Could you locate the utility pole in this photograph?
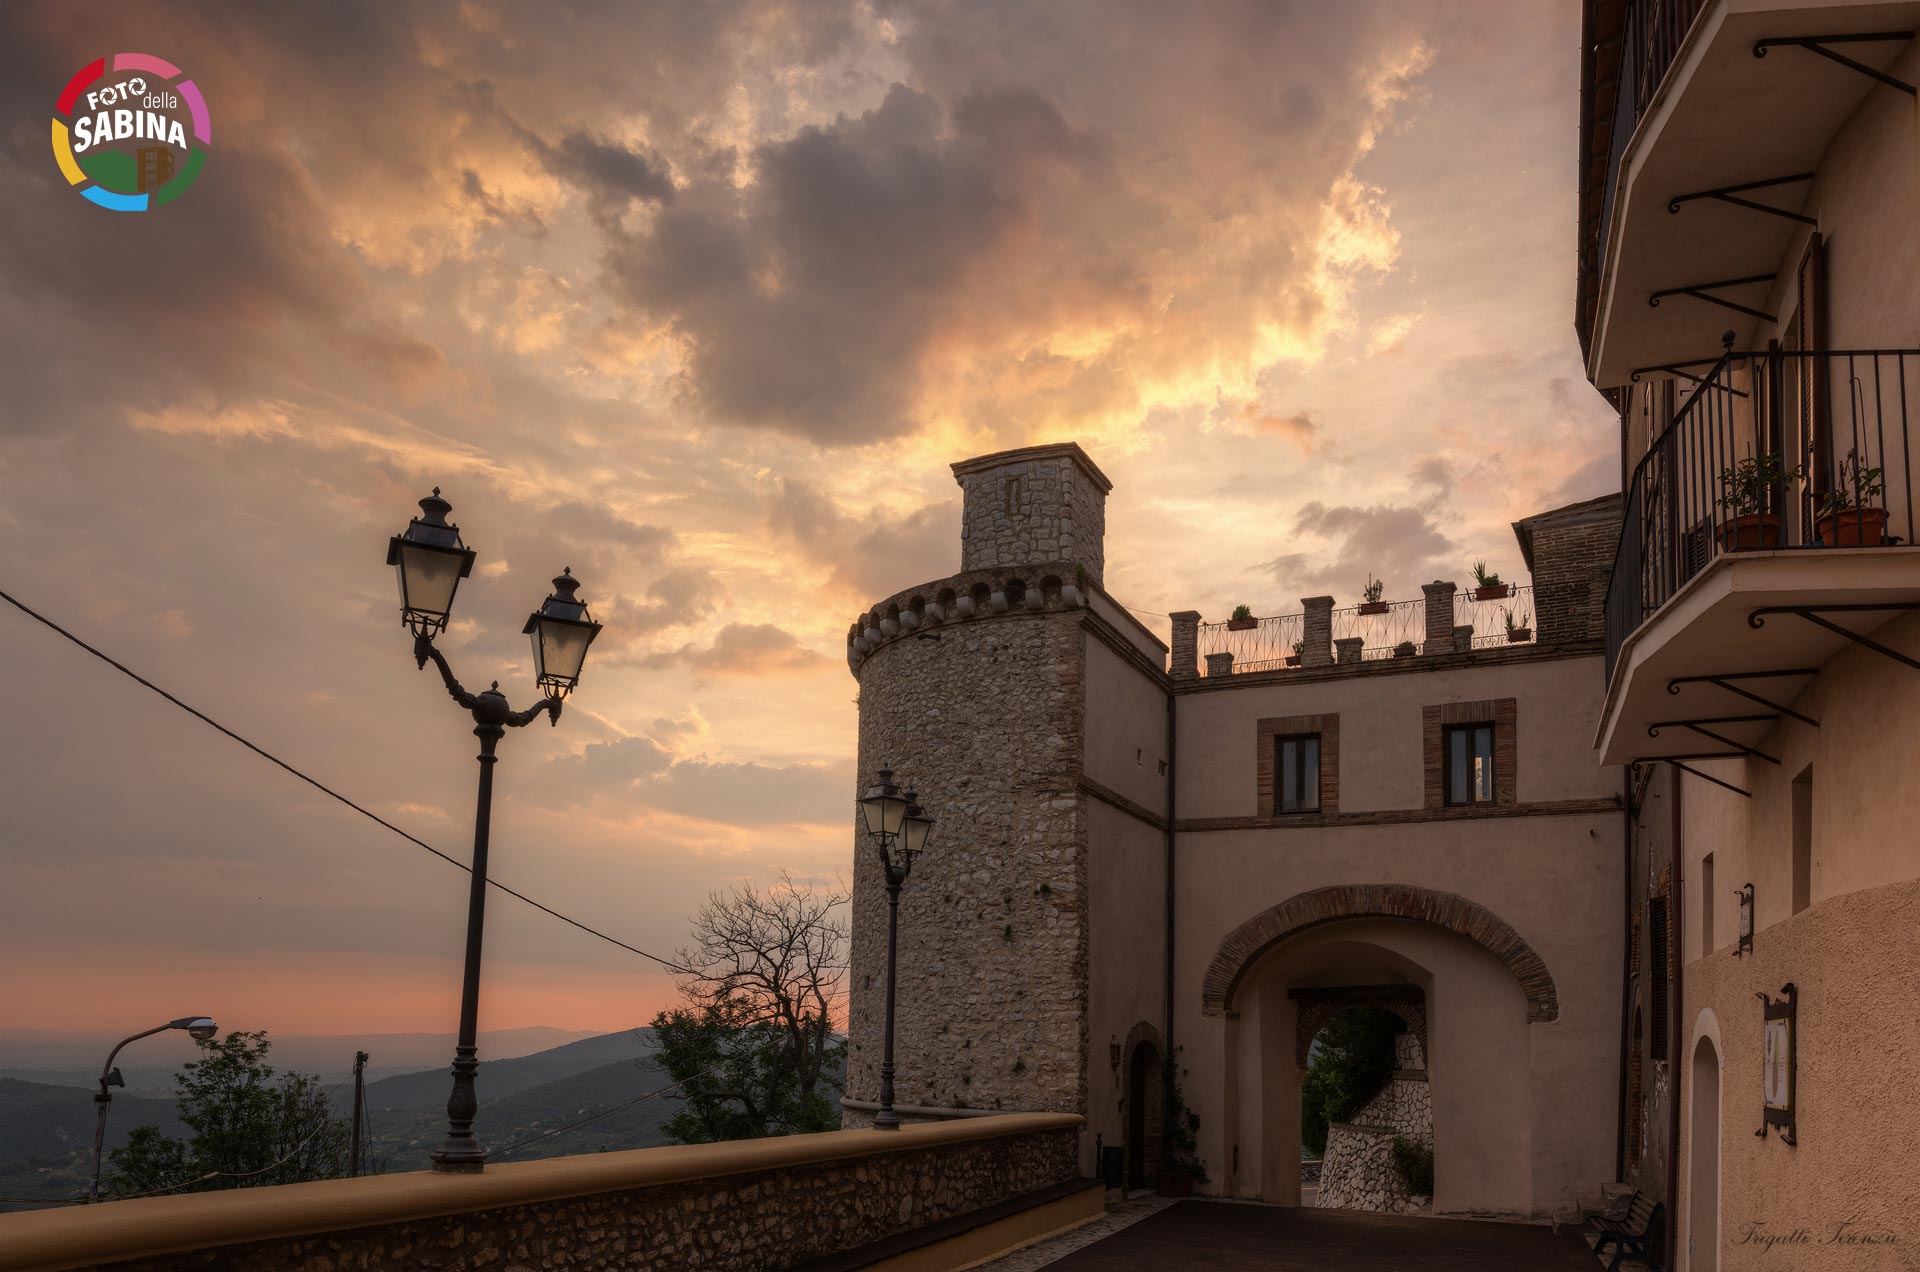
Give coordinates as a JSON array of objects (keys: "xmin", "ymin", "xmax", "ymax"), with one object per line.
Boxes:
[{"xmin": 349, "ymin": 1051, "xmax": 369, "ymax": 1177}]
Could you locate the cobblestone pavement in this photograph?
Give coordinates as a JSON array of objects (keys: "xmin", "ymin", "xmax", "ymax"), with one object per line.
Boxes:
[{"xmin": 976, "ymin": 1199, "xmax": 1601, "ymax": 1270}]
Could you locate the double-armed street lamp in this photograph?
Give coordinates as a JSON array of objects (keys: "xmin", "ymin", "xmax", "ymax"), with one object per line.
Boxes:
[
  {"xmin": 90, "ymin": 1016, "xmax": 217, "ymax": 1202},
  {"xmin": 386, "ymin": 488, "xmax": 604, "ymax": 1173},
  {"xmin": 857, "ymin": 768, "xmax": 934, "ymax": 1130}
]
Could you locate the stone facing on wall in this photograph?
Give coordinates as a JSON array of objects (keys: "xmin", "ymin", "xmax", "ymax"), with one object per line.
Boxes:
[
  {"xmin": 952, "ymin": 444, "xmax": 1112, "ymax": 589},
  {"xmin": 849, "ymin": 607, "xmax": 1089, "ymax": 1121},
  {"xmin": 73, "ymin": 1127, "xmax": 1081, "ymax": 1272},
  {"xmin": 1315, "ymin": 1123, "xmax": 1430, "ymax": 1214}
]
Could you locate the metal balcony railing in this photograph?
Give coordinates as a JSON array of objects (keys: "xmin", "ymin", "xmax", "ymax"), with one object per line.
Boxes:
[
  {"xmin": 1604, "ymin": 348, "xmax": 1920, "ymax": 679},
  {"xmin": 1197, "ymin": 587, "xmax": 1537, "ymax": 676}
]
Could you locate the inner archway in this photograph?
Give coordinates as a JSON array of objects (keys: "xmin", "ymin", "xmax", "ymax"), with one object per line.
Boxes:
[
  {"xmin": 1224, "ymin": 918, "xmax": 1535, "ymax": 1215},
  {"xmin": 1690, "ymin": 1034, "xmax": 1722, "ymax": 1272},
  {"xmin": 1299, "ymin": 1000, "xmax": 1429, "ymax": 1212}
]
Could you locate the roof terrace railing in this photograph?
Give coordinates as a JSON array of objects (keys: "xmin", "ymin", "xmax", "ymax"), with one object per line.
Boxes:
[{"xmin": 1197, "ymin": 586, "xmax": 1537, "ymax": 677}]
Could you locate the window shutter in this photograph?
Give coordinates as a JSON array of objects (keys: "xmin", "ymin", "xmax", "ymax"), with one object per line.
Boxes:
[{"xmin": 1648, "ymin": 896, "xmax": 1671, "ymax": 1059}]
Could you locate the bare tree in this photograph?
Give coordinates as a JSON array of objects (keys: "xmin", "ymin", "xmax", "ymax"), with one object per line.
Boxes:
[{"xmin": 654, "ymin": 873, "xmax": 849, "ymax": 1139}]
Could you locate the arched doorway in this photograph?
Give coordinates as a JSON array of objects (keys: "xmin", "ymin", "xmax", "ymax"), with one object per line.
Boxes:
[
  {"xmin": 1120, "ymin": 1023, "xmax": 1164, "ymax": 1191},
  {"xmin": 1299, "ymin": 1000, "xmax": 1429, "ymax": 1212},
  {"xmin": 1690, "ymin": 1034, "xmax": 1722, "ymax": 1272}
]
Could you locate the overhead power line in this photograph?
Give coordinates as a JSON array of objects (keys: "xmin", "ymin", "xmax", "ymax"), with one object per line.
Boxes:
[{"xmin": 0, "ymin": 586, "xmax": 693, "ymax": 976}]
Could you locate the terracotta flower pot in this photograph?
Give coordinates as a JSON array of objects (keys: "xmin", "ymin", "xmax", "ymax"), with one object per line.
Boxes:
[
  {"xmin": 1470, "ymin": 584, "xmax": 1509, "ymax": 602},
  {"xmin": 1816, "ymin": 506, "xmax": 1888, "ymax": 546},
  {"xmin": 1156, "ymin": 1175, "xmax": 1194, "ymax": 1198},
  {"xmin": 1507, "ymin": 628, "xmax": 1532, "ymax": 643},
  {"xmin": 1226, "ymin": 617, "xmax": 1258, "ymax": 631},
  {"xmin": 1357, "ymin": 601, "xmax": 1389, "ymax": 615},
  {"xmin": 1719, "ymin": 512, "xmax": 1784, "ymax": 551}
]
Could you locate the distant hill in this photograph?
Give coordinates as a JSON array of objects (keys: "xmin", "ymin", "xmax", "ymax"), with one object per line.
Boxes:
[
  {"xmin": 0, "ymin": 1025, "xmax": 603, "ymax": 1085},
  {"xmin": 369, "ymin": 1054, "xmax": 683, "ymax": 1171},
  {"xmin": 351, "ymin": 1027, "xmax": 656, "ymax": 1114},
  {"xmin": 0, "ymin": 1029, "xmax": 680, "ymax": 1206},
  {"xmin": 0, "ymin": 1078, "xmax": 187, "ymax": 1212}
]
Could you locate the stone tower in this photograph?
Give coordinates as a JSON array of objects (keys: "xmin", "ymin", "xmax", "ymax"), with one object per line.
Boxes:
[{"xmin": 844, "ymin": 443, "xmax": 1112, "ymax": 1125}]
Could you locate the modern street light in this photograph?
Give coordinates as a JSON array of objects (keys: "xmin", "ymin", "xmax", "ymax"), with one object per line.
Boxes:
[
  {"xmin": 386, "ymin": 488, "xmax": 603, "ymax": 1173},
  {"xmin": 90, "ymin": 1016, "xmax": 217, "ymax": 1203},
  {"xmin": 857, "ymin": 768, "xmax": 934, "ymax": 1130}
]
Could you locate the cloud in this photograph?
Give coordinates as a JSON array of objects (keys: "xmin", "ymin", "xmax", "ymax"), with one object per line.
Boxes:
[
  {"xmin": 1262, "ymin": 500, "xmax": 1457, "ymax": 597},
  {"xmin": 644, "ymin": 622, "xmax": 828, "ymax": 677}
]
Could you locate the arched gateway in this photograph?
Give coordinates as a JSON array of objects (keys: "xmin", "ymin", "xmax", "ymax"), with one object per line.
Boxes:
[{"xmin": 1201, "ymin": 883, "xmax": 1560, "ymax": 1023}]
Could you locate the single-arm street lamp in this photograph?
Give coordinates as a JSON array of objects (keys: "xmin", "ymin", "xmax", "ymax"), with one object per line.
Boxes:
[
  {"xmin": 857, "ymin": 768, "xmax": 933, "ymax": 1130},
  {"xmin": 90, "ymin": 1016, "xmax": 217, "ymax": 1202},
  {"xmin": 387, "ymin": 489, "xmax": 603, "ymax": 1173}
]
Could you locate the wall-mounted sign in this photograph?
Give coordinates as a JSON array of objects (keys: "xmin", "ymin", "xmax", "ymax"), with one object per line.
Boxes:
[
  {"xmin": 1735, "ymin": 883, "xmax": 1754, "ymax": 957},
  {"xmin": 1756, "ymin": 982, "xmax": 1797, "ymax": 1144}
]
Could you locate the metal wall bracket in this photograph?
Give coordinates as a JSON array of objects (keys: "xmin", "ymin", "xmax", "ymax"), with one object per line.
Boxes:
[
  {"xmin": 1669, "ymin": 173, "xmax": 1815, "ymax": 225},
  {"xmin": 1647, "ymin": 715, "xmax": 1782, "ymax": 764},
  {"xmin": 1668, "ymin": 759, "xmax": 1753, "ymax": 798},
  {"xmin": 1667, "ymin": 670, "xmax": 1820, "ymax": 727},
  {"xmin": 1748, "ymin": 604, "xmax": 1920, "ymax": 671},
  {"xmin": 1648, "ymin": 275, "xmax": 1778, "ymax": 322},
  {"xmin": 1754, "ymin": 33, "xmax": 1917, "ymax": 97},
  {"xmin": 1628, "ymin": 355, "xmax": 1751, "ymax": 397}
]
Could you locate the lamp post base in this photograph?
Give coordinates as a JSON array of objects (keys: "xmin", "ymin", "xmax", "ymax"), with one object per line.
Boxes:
[
  {"xmin": 430, "ymin": 1152, "xmax": 487, "ymax": 1174},
  {"xmin": 872, "ymin": 1106, "xmax": 902, "ymax": 1131}
]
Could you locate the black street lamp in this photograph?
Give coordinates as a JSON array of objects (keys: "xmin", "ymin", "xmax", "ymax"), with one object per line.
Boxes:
[
  {"xmin": 857, "ymin": 768, "xmax": 933, "ymax": 1130},
  {"xmin": 90, "ymin": 1016, "xmax": 217, "ymax": 1203},
  {"xmin": 386, "ymin": 489, "xmax": 603, "ymax": 1173}
]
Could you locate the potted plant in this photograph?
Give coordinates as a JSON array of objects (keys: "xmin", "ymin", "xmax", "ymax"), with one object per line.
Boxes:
[
  {"xmin": 1469, "ymin": 561, "xmax": 1508, "ymax": 602},
  {"xmin": 1505, "ymin": 607, "xmax": 1532, "ymax": 643},
  {"xmin": 1393, "ymin": 640, "xmax": 1416, "ymax": 658},
  {"xmin": 1815, "ymin": 449, "xmax": 1888, "ymax": 546},
  {"xmin": 1226, "ymin": 603, "xmax": 1258, "ymax": 631},
  {"xmin": 1285, "ymin": 639, "xmax": 1304, "ymax": 667},
  {"xmin": 1715, "ymin": 453, "xmax": 1798, "ymax": 549},
  {"xmin": 1358, "ymin": 574, "xmax": 1388, "ymax": 615}
]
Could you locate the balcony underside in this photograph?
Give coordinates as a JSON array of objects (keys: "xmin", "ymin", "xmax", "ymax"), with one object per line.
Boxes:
[
  {"xmin": 1598, "ymin": 546, "xmax": 1920, "ymax": 765},
  {"xmin": 1590, "ymin": 0, "xmax": 1920, "ymax": 388}
]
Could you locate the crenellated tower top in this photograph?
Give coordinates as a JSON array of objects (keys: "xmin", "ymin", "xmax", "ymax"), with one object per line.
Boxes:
[{"xmin": 951, "ymin": 442, "xmax": 1112, "ymax": 588}]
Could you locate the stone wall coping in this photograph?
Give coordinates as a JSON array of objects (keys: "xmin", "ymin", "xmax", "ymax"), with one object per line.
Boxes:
[{"xmin": 0, "ymin": 1114, "xmax": 1084, "ymax": 1272}]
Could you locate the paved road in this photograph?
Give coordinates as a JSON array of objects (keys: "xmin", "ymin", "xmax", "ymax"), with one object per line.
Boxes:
[{"xmin": 1032, "ymin": 1201, "xmax": 1599, "ymax": 1270}]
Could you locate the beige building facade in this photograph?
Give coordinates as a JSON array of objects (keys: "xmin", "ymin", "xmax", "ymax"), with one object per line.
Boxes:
[
  {"xmin": 1580, "ymin": 1, "xmax": 1920, "ymax": 1265},
  {"xmin": 844, "ymin": 442, "xmax": 1631, "ymax": 1220}
]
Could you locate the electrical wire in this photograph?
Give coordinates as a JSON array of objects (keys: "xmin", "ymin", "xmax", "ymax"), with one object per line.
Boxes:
[{"xmin": 0, "ymin": 586, "xmax": 694, "ymax": 976}]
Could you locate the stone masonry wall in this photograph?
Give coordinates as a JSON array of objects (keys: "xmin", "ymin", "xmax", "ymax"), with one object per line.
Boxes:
[
  {"xmin": 83, "ymin": 1126, "xmax": 1080, "ymax": 1272},
  {"xmin": 849, "ymin": 607, "xmax": 1088, "ymax": 1121},
  {"xmin": 1315, "ymin": 1033, "xmax": 1432, "ymax": 1214},
  {"xmin": 953, "ymin": 445, "xmax": 1110, "ymax": 588},
  {"xmin": 1517, "ymin": 494, "xmax": 1621, "ymax": 646}
]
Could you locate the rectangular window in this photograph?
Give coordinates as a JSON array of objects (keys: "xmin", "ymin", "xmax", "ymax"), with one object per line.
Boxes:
[
  {"xmin": 1792, "ymin": 765, "xmax": 1813, "ymax": 913},
  {"xmin": 1649, "ymin": 895, "xmax": 1671, "ymax": 1059},
  {"xmin": 1701, "ymin": 853, "xmax": 1715, "ymax": 955},
  {"xmin": 1443, "ymin": 723, "xmax": 1496, "ymax": 806},
  {"xmin": 1276, "ymin": 734, "xmax": 1321, "ymax": 812}
]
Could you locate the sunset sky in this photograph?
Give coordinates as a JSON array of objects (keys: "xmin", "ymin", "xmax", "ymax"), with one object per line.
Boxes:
[{"xmin": 0, "ymin": 1, "xmax": 1614, "ymax": 1041}]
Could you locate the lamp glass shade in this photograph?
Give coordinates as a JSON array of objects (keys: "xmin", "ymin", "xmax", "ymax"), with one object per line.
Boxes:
[
  {"xmin": 900, "ymin": 806, "xmax": 933, "ymax": 855},
  {"xmin": 859, "ymin": 769, "xmax": 908, "ymax": 838},
  {"xmin": 529, "ymin": 616, "xmax": 596, "ymax": 689},
  {"xmin": 393, "ymin": 541, "xmax": 468, "ymax": 625}
]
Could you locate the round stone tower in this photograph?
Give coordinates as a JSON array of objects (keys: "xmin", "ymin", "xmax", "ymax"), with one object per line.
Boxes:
[{"xmin": 844, "ymin": 443, "xmax": 1112, "ymax": 1126}]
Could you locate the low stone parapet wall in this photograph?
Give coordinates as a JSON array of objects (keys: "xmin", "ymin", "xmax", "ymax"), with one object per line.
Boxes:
[{"xmin": 0, "ymin": 1114, "xmax": 1086, "ymax": 1272}]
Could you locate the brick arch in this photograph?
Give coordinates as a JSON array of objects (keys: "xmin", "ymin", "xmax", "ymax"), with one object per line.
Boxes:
[{"xmin": 1200, "ymin": 883, "xmax": 1560, "ymax": 1023}]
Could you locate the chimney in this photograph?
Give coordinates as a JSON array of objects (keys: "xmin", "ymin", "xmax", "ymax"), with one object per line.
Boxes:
[
  {"xmin": 1421, "ymin": 581, "xmax": 1458, "ymax": 654},
  {"xmin": 1170, "ymin": 611, "xmax": 1201, "ymax": 682},
  {"xmin": 1301, "ymin": 596, "xmax": 1334, "ymax": 667}
]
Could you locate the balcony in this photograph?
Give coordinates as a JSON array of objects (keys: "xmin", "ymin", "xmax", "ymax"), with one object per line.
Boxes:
[
  {"xmin": 1197, "ymin": 587, "xmax": 1538, "ymax": 677},
  {"xmin": 1598, "ymin": 347, "xmax": 1920, "ymax": 763},
  {"xmin": 1578, "ymin": 0, "xmax": 1920, "ymax": 384}
]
